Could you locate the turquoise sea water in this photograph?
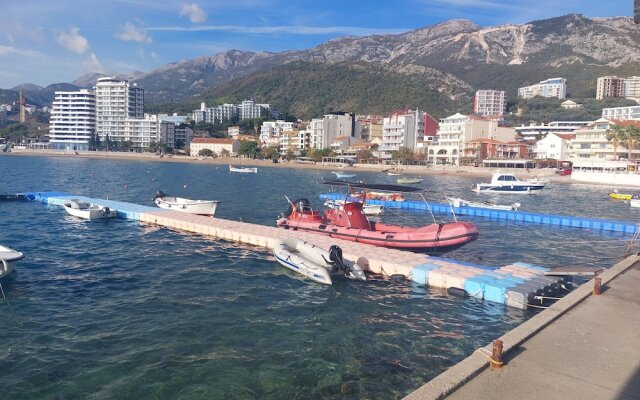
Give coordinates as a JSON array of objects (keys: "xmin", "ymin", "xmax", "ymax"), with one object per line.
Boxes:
[{"xmin": 0, "ymin": 155, "xmax": 637, "ymax": 399}]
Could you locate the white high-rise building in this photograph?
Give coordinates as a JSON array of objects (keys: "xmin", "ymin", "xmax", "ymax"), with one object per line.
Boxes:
[
  {"xmin": 260, "ymin": 120, "xmax": 295, "ymax": 147},
  {"xmin": 518, "ymin": 78, "xmax": 566, "ymax": 99},
  {"xmin": 379, "ymin": 109, "xmax": 425, "ymax": 158},
  {"xmin": 49, "ymin": 89, "xmax": 96, "ymax": 151},
  {"xmin": 95, "ymin": 77, "xmax": 144, "ymax": 142},
  {"xmin": 310, "ymin": 112, "xmax": 354, "ymax": 149},
  {"xmin": 474, "ymin": 90, "xmax": 506, "ymax": 116}
]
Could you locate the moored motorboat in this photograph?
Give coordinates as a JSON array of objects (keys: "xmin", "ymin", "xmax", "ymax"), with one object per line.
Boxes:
[
  {"xmin": 397, "ymin": 177, "xmax": 423, "ymax": 184},
  {"xmin": 63, "ymin": 199, "xmax": 117, "ymax": 220},
  {"xmin": 276, "ymin": 197, "xmax": 478, "ymax": 253},
  {"xmin": 387, "ymin": 171, "xmax": 402, "ymax": 176},
  {"xmin": 473, "ymin": 172, "xmax": 547, "ymax": 194},
  {"xmin": 332, "ymin": 171, "xmax": 356, "ymax": 179},
  {"xmin": 447, "ymin": 197, "xmax": 521, "ymax": 211},
  {"xmin": 153, "ymin": 191, "xmax": 220, "ymax": 216},
  {"xmin": 273, "ymin": 238, "xmax": 367, "ymax": 284},
  {"xmin": 629, "ymin": 195, "xmax": 640, "ymax": 208},
  {"xmin": 229, "ymin": 165, "xmax": 258, "ymax": 173},
  {"xmin": 0, "ymin": 244, "xmax": 24, "ymax": 279},
  {"xmin": 324, "ymin": 199, "xmax": 384, "ymax": 216}
]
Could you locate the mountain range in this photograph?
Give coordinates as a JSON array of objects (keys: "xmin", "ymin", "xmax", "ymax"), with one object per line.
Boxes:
[{"xmin": 4, "ymin": 14, "xmax": 640, "ymax": 119}]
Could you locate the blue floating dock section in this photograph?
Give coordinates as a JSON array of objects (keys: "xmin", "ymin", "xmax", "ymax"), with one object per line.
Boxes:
[
  {"xmin": 409, "ymin": 256, "xmax": 562, "ymax": 308},
  {"xmin": 21, "ymin": 191, "xmax": 159, "ymax": 220},
  {"xmin": 320, "ymin": 193, "xmax": 639, "ymax": 234}
]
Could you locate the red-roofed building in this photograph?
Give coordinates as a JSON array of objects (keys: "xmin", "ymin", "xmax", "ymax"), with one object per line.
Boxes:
[
  {"xmin": 462, "ymin": 138, "xmax": 529, "ymax": 165},
  {"xmin": 190, "ymin": 137, "xmax": 240, "ymax": 156}
]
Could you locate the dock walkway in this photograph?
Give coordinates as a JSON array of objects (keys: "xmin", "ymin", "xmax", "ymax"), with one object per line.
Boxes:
[
  {"xmin": 404, "ymin": 255, "xmax": 640, "ymax": 400},
  {"xmin": 21, "ymin": 191, "xmax": 565, "ymax": 309}
]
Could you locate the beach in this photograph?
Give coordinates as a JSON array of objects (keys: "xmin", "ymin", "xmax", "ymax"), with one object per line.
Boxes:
[{"xmin": 3, "ymin": 148, "xmax": 564, "ymax": 181}]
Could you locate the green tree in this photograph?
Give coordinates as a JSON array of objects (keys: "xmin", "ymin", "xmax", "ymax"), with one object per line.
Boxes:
[
  {"xmin": 198, "ymin": 148, "xmax": 214, "ymax": 157},
  {"xmin": 220, "ymin": 149, "xmax": 231, "ymax": 158},
  {"xmin": 285, "ymin": 150, "xmax": 295, "ymax": 161},
  {"xmin": 238, "ymin": 141, "xmax": 259, "ymax": 157},
  {"xmin": 260, "ymin": 145, "xmax": 279, "ymax": 159},
  {"xmin": 392, "ymin": 147, "xmax": 414, "ymax": 162}
]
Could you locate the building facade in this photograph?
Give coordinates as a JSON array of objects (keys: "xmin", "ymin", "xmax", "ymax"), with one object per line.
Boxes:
[
  {"xmin": 514, "ymin": 121, "xmax": 592, "ymax": 141},
  {"xmin": 95, "ymin": 77, "xmax": 144, "ymax": 143},
  {"xmin": 310, "ymin": 112, "xmax": 355, "ymax": 150},
  {"xmin": 602, "ymin": 105, "xmax": 640, "ymax": 121},
  {"xmin": 473, "ymin": 90, "xmax": 507, "ymax": 116},
  {"xmin": 569, "ymin": 119, "xmax": 640, "ymax": 161},
  {"xmin": 533, "ymin": 133, "xmax": 575, "ymax": 160},
  {"xmin": 379, "ymin": 109, "xmax": 425, "ymax": 158},
  {"xmin": 189, "ymin": 138, "xmax": 240, "ymax": 156},
  {"xmin": 49, "ymin": 89, "xmax": 96, "ymax": 151},
  {"xmin": 260, "ymin": 120, "xmax": 296, "ymax": 147},
  {"xmin": 518, "ymin": 78, "xmax": 566, "ymax": 99},
  {"xmin": 428, "ymin": 113, "xmax": 517, "ymax": 165},
  {"xmin": 596, "ymin": 76, "xmax": 625, "ymax": 100}
]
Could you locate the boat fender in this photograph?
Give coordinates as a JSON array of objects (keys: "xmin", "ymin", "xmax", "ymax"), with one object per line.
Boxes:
[{"xmin": 447, "ymin": 287, "xmax": 468, "ymax": 298}]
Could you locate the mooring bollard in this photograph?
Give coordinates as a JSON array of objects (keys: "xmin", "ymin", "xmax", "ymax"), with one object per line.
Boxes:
[
  {"xmin": 593, "ymin": 277, "xmax": 602, "ymax": 295},
  {"xmin": 490, "ymin": 339, "xmax": 503, "ymax": 369}
]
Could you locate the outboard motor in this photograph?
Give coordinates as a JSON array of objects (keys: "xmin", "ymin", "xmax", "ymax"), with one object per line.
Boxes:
[
  {"xmin": 328, "ymin": 245, "xmax": 351, "ymax": 275},
  {"xmin": 153, "ymin": 190, "xmax": 165, "ymax": 201},
  {"xmin": 102, "ymin": 207, "xmax": 111, "ymax": 215}
]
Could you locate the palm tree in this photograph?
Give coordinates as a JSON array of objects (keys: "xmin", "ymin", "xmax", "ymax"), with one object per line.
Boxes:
[{"xmin": 606, "ymin": 124, "xmax": 627, "ymax": 160}]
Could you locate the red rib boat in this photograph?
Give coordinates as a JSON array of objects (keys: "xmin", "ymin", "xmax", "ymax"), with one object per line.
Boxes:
[{"xmin": 276, "ymin": 198, "xmax": 479, "ymax": 253}]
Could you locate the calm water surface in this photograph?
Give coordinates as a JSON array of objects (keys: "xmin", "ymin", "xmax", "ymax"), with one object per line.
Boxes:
[{"xmin": 0, "ymin": 155, "xmax": 636, "ymax": 399}]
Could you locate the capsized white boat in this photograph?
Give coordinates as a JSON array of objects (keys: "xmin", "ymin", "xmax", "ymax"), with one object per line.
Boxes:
[
  {"xmin": 63, "ymin": 199, "xmax": 117, "ymax": 220},
  {"xmin": 447, "ymin": 197, "xmax": 521, "ymax": 211},
  {"xmin": 229, "ymin": 165, "xmax": 258, "ymax": 173},
  {"xmin": 273, "ymin": 239, "xmax": 367, "ymax": 285},
  {"xmin": 0, "ymin": 244, "xmax": 24, "ymax": 279},
  {"xmin": 324, "ymin": 199, "xmax": 384, "ymax": 216},
  {"xmin": 153, "ymin": 191, "xmax": 220, "ymax": 216}
]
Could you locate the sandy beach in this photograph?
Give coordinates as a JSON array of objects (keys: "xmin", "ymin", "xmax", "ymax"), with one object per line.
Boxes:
[{"xmin": 3, "ymin": 148, "xmax": 565, "ymax": 181}]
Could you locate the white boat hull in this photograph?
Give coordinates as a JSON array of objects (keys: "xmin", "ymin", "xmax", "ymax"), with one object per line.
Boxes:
[
  {"xmin": 63, "ymin": 200, "xmax": 117, "ymax": 220},
  {"xmin": 324, "ymin": 200, "xmax": 384, "ymax": 216},
  {"xmin": 0, "ymin": 245, "xmax": 24, "ymax": 279},
  {"xmin": 273, "ymin": 239, "xmax": 366, "ymax": 284},
  {"xmin": 447, "ymin": 197, "xmax": 520, "ymax": 211},
  {"xmin": 630, "ymin": 199, "xmax": 640, "ymax": 208},
  {"xmin": 229, "ymin": 165, "xmax": 257, "ymax": 173},
  {"xmin": 154, "ymin": 196, "xmax": 219, "ymax": 216}
]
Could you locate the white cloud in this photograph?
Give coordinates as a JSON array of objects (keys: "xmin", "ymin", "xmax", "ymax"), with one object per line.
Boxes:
[
  {"xmin": 56, "ymin": 27, "xmax": 90, "ymax": 53},
  {"xmin": 83, "ymin": 53, "xmax": 105, "ymax": 73},
  {"xmin": 150, "ymin": 51, "xmax": 159, "ymax": 60},
  {"xmin": 116, "ymin": 22, "xmax": 152, "ymax": 43},
  {"xmin": 148, "ymin": 24, "xmax": 407, "ymax": 36},
  {"xmin": 180, "ymin": 3, "xmax": 207, "ymax": 23}
]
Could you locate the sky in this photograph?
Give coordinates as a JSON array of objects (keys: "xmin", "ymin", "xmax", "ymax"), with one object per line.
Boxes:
[{"xmin": 0, "ymin": 0, "xmax": 633, "ymax": 89}]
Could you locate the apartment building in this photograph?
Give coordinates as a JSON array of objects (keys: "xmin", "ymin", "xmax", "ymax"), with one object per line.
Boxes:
[
  {"xmin": 514, "ymin": 121, "xmax": 591, "ymax": 141},
  {"xmin": 596, "ymin": 76, "xmax": 625, "ymax": 100},
  {"xmin": 310, "ymin": 112, "xmax": 355, "ymax": 150},
  {"xmin": 518, "ymin": 78, "xmax": 566, "ymax": 99},
  {"xmin": 189, "ymin": 138, "xmax": 240, "ymax": 156},
  {"xmin": 260, "ymin": 120, "xmax": 296, "ymax": 147},
  {"xmin": 378, "ymin": 109, "xmax": 425, "ymax": 158},
  {"xmin": 473, "ymin": 90, "xmax": 507, "ymax": 116},
  {"xmin": 570, "ymin": 119, "xmax": 640, "ymax": 161},
  {"xmin": 533, "ymin": 133, "xmax": 575, "ymax": 160},
  {"xmin": 279, "ymin": 130, "xmax": 309, "ymax": 156},
  {"xmin": 192, "ymin": 100, "xmax": 280, "ymax": 124},
  {"xmin": 428, "ymin": 113, "xmax": 516, "ymax": 165},
  {"xmin": 602, "ymin": 105, "xmax": 640, "ymax": 121},
  {"xmin": 49, "ymin": 89, "xmax": 96, "ymax": 151},
  {"xmin": 95, "ymin": 77, "xmax": 144, "ymax": 142}
]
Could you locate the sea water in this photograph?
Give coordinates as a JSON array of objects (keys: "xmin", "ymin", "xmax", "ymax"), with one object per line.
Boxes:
[{"xmin": 0, "ymin": 155, "xmax": 635, "ymax": 399}]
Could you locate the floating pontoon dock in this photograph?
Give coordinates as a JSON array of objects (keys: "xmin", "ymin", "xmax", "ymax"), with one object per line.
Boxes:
[
  {"xmin": 17, "ymin": 191, "xmax": 568, "ymax": 309},
  {"xmin": 320, "ymin": 193, "xmax": 639, "ymax": 234}
]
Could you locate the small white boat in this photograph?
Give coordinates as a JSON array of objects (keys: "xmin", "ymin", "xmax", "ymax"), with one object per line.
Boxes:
[
  {"xmin": 473, "ymin": 172, "xmax": 547, "ymax": 194},
  {"xmin": 332, "ymin": 171, "xmax": 356, "ymax": 179},
  {"xmin": 629, "ymin": 195, "xmax": 640, "ymax": 208},
  {"xmin": 387, "ymin": 171, "xmax": 402, "ymax": 176},
  {"xmin": 63, "ymin": 199, "xmax": 117, "ymax": 220},
  {"xmin": 324, "ymin": 199, "xmax": 384, "ymax": 216},
  {"xmin": 153, "ymin": 191, "xmax": 219, "ymax": 216},
  {"xmin": 447, "ymin": 197, "xmax": 521, "ymax": 211},
  {"xmin": 229, "ymin": 165, "xmax": 258, "ymax": 173},
  {"xmin": 0, "ymin": 244, "xmax": 24, "ymax": 279},
  {"xmin": 397, "ymin": 177, "xmax": 423, "ymax": 184},
  {"xmin": 273, "ymin": 238, "xmax": 367, "ymax": 285}
]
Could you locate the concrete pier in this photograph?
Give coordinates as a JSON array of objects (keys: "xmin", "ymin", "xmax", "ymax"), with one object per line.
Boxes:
[
  {"xmin": 23, "ymin": 191, "xmax": 562, "ymax": 309},
  {"xmin": 404, "ymin": 254, "xmax": 640, "ymax": 400}
]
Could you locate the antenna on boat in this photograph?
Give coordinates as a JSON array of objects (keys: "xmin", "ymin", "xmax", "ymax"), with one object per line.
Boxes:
[{"xmin": 418, "ymin": 191, "xmax": 439, "ymax": 224}]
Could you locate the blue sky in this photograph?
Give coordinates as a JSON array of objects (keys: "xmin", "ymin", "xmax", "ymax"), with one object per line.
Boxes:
[{"xmin": 0, "ymin": 0, "xmax": 632, "ymax": 88}]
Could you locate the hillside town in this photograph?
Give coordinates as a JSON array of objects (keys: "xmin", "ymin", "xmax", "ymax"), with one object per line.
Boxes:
[{"xmin": 2, "ymin": 74, "xmax": 640, "ymax": 168}]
